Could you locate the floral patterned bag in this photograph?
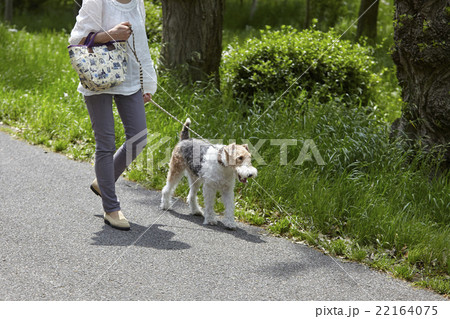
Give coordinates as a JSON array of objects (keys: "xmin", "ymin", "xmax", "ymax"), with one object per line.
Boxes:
[{"xmin": 68, "ymin": 32, "xmax": 128, "ymax": 92}]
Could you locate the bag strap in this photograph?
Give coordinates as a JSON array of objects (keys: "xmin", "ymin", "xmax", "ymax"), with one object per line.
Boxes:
[
  {"xmin": 128, "ymin": 28, "xmax": 144, "ymax": 93},
  {"xmin": 84, "ymin": 32, "xmax": 99, "ymax": 48}
]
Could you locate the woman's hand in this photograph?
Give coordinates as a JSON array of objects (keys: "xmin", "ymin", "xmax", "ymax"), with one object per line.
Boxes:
[
  {"xmin": 108, "ymin": 22, "xmax": 132, "ymax": 41},
  {"xmin": 143, "ymin": 93, "xmax": 152, "ymax": 103}
]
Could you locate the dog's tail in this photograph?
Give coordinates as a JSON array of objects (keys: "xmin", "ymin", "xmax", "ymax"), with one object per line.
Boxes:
[{"xmin": 180, "ymin": 118, "xmax": 191, "ymax": 141}]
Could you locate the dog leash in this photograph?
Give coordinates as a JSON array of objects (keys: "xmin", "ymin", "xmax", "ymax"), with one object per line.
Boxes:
[
  {"xmin": 148, "ymin": 98, "xmax": 220, "ymax": 150},
  {"xmin": 128, "ymin": 27, "xmax": 144, "ymax": 93}
]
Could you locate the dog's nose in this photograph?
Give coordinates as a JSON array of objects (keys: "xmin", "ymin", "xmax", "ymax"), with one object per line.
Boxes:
[{"xmin": 248, "ymin": 174, "xmax": 253, "ymax": 178}]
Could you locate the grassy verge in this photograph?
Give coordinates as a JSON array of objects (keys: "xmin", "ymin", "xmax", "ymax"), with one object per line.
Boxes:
[{"xmin": 0, "ymin": 24, "xmax": 448, "ymax": 296}]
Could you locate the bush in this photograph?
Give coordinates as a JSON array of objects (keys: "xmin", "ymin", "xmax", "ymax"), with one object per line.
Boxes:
[
  {"xmin": 144, "ymin": 0, "xmax": 162, "ymax": 44},
  {"xmin": 222, "ymin": 26, "xmax": 379, "ymax": 106}
]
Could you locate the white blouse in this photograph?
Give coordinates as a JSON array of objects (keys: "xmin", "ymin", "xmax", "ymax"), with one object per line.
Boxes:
[{"xmin": 69, "ymin": 0, "xmax": 157, "ymax": 96}]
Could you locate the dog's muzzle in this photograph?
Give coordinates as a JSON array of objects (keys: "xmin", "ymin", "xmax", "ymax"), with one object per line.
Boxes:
[{"xmin": 237, "ymin": 166, "xmax": 258, "ymax": 184}]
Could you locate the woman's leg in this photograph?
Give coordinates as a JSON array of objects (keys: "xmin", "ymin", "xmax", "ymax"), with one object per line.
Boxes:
[
  {"xmin": 113, "ymin": 90, "xmax": 148, "ymax": 179},
  {"xmin": 84, "ymin": 94, "xmax": 121, "ymax": 213}
]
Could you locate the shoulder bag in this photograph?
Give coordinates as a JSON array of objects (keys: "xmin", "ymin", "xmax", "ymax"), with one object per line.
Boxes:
[{"xmin": 68, "ymin": 32, "xmax": 128, "ymax": 92}]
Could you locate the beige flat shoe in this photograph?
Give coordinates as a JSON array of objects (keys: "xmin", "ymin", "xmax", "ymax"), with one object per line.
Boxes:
[
  {"xmin": 90, "ymin": 178, "xmax": 102, "ymax": 197},
  {"xmin": 104, "ymin": 211, "xmax": 130, "ymax": 231}
]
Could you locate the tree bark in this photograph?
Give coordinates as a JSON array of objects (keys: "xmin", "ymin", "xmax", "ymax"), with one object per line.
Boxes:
[
  {"xmin": 304, "ymin": 0, "xmax": 311, "ymax": 28},
  {"xmin": 249, "ymin": 0, "xmax": 258, "ymax": 22},
  {"xmin": 391, "ymin": 0, "xmax": 450, "ymax": 170},
  {"xmin": 160, "ymin": 0, "xmax": 224, "ymax": 87},
  {"xmin": 5, "ymin": 0, "xmax": 13, "ymax": 23},
  {"xmin": 356, "ymin": 0, "xmax": 380, "ymax": 43}
]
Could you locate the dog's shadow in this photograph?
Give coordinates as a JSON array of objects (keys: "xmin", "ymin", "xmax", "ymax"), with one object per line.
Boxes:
[
  {"xmin": 166, "ymin": 208, "xmax": 266, "ymax": 244},
  {"xmin": 90, "ymin": 215, "xmax": 191, "ymax": 250}
]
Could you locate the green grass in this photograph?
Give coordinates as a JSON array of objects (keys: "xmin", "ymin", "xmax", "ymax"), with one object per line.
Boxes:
[{"xmin": 0, "ymin": 22, "xmax": 449, "ymax": 297}]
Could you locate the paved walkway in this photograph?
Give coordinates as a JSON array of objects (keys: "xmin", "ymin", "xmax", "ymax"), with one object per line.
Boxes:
[{"xmin": 0, "ymin": 131, "xmax": 445, "ymax": 300}]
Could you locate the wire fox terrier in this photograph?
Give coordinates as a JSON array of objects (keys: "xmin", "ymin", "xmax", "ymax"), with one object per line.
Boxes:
[{"xmin": 160, "ymin": 119, "xmax": 257, "ymax": 230}]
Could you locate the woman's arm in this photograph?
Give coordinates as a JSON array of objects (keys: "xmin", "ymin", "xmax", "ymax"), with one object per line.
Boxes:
[
  {"xmin": 78, "ymin": 21, "xmax": 133, "ymax": 45},
  {"xmin": 137, "ymin": 1, "xmax": 157, "ymax": 97},
  {"xmin": 69, "ymin": 0, "xmax": 102, "ymax": 45},
  {"xmin": 70, "ymin": 0, "xmax": 132, "ymax": 45}
]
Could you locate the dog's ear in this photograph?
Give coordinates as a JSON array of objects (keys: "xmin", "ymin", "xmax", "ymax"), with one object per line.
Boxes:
[
  {"xmin": 223, "ymin": 145, "xmax": 229, "ymax": 164},
  {"xmin": 224, "ymin": 143, "xmax": 237, "ymax": 165},
  {"xmin": 224, "ymin": 143, "xmax": 236, "ymax": 155},
  {"xmin": 243, "ymin": 144, "xmax": 249, "ymax": 151}
]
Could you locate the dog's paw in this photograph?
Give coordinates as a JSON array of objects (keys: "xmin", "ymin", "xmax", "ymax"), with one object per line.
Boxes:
[
  {"xmin": 203, "ymin": 217, "xmax": 218, "ymax": 226},
  {"xmin": 190, "ymin": 207, "xmax": 204, "ymax": 216},
  {"xmin": 222, "ymin": 219, "xmax": 237, "ymax": 230},
  {"xmin": 160, "ymin": 199, "xmax": 171, "ymax": 210}
]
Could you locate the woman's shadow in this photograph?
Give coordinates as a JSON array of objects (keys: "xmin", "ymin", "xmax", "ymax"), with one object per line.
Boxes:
[
  {"xmin": 90, "ymin": 206, "xmax": 266, "ymax": 249},
  {"xmin": 90, "ymin": 215, "xmax": 191, "ymax": 250}
]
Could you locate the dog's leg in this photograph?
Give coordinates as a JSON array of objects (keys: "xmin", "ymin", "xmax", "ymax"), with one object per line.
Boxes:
[
  {"xmin": 221, "ymin": 187, "xmax": 237, "ymax": 230},
  {"xmin": 202, "ymin": 183, "xmax": 217, "ymax": 225},
  {"xmin": 160, "ymin": 152, "xmax": 185, "ymax": 210},
  {"xmin": 187, "ymin": 172, "xmax": 203, "ymax": 216},
  {"xmin": 161, "ymin": 171, "xmax": 184, "ymax": 210}
]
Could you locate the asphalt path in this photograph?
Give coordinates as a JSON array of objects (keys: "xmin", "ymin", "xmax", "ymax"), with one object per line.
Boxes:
[{"xmin": 0, "ymin": 131, "xmax": 445, "ymax": 301}]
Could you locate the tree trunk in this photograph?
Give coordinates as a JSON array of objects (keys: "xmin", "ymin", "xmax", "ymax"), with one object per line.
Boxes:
[
  {"xmin": 249, "ymin": 0, "xmax": 258, "ymax": 22},
  {"xmin": 391, "ymin": 0, "xmax": 450, "ymax": 170},
  {"xmin": 304, "ymin": 0, "xmax": 311, "ymax": 28},
  {"xmin": 4, "ymin": 0, "xmax": 13, "ymax": 23},
  {"xmin": 356, "ymin": 0, "xmax": 379, "ymax": 43},
  {"xmin": 160, "ymin": 0, "xmax": 224, "ymax": 87}
]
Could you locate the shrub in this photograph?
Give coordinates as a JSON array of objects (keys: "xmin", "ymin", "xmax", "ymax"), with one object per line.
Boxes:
[
  {"xmin": 222, "ymin": 26, "xmax": 379, "ymax": 106},
  {"xmin": 144, "ymin": 0, "xmax": 163, "ymax": 44}
]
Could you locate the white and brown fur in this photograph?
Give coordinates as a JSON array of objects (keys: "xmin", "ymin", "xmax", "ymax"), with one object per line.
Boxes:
[{"xmin": 160, "ymin": 119, "xmax": 257, "ymax": 230}]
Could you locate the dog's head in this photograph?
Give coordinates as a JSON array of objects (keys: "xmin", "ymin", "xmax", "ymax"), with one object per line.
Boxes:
[{"xmin": 223, "ymin": 143, "xmax": 257, "ymax": 183}]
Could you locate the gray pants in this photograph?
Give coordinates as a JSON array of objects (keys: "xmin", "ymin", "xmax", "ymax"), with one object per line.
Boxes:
[{"xmin": 84, "ymin": 90, "xmax": 147, "ymax": 213}]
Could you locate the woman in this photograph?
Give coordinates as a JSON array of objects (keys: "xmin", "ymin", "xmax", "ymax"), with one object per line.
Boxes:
[{"xmin": 69, "ymin": 0, "xmax": 157, "ymax": 230}]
